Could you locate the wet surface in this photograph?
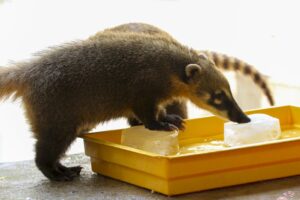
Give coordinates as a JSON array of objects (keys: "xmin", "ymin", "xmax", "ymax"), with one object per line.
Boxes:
[
  {"xmin": 1, "ymin": 153, "xmax": 300, "ymax": 200},
  {"xmin": 179, "ymin": 127, "xmax": 300, "ymax": 155}
]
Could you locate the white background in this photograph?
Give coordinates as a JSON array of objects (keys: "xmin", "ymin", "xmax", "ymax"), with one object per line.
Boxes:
[{"xmin": 0, "ymin": 0, "xmax": 299, "ymax": 162}]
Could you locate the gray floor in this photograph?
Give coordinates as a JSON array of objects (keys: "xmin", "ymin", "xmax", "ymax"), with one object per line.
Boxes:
[{"xmin": 1, "ymin": 153, "xmax": 300, "ymax": 200}]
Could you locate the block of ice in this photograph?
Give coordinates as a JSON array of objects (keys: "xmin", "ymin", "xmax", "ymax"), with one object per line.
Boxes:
[
  {"xmin": 121, "ymin": 126, "xmax": 179, "ymax": 156},
  {"xmin": 224, "ymin": 114, "xmax": 281, "ymax": 147}
]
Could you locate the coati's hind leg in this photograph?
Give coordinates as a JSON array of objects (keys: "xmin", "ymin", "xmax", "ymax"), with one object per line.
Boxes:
[
  {"xmin": 34, "ymin": 123, "xmax": 81, "ymax": 181},
  {"xmin": 23, "ymin": 96, "xmax": 83, "ymax": 181}
]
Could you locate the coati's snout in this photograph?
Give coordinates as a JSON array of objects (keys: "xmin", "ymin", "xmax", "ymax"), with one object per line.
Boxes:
[
  {"xmin": 205, "ymin": 89, "xmax": 251, "ymax": 124},
  {"xmin": 227, "ymin": 100, "xmax": 251, "ymax": 123},
  {"xmin": 185, "ymin": 54, "xmax": 250, "ymax": 124},
  {"xmin": 191, "ymin": 88, "xmax": 251, "ymax": 124}
]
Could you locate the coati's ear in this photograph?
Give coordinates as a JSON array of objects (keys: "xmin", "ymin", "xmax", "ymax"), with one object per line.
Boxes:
[
  {"xmin": 198, "ymin": 53, "xmax": 209, "ymax": 60},
  {"xmin": 185, "ymin": 64, "xmax": 203, "ymax": 79}
]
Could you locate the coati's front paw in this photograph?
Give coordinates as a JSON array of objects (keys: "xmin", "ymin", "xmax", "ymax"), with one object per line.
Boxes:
[
  {"xmin": 161, "ymin": 114, "xmax": 185, "ymax": 130},
  {"xmin": 128, "ymin": 117, "xmax": 143, "ymax": 126},
  {"xmin": 145, "ymin": 121, "xmax": 178, "ymax": 131}
]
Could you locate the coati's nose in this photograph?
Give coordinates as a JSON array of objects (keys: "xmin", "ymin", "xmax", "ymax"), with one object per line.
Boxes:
[{"xmin": 229, "ymin": 108, "xmax": 251, "ymax": 124}]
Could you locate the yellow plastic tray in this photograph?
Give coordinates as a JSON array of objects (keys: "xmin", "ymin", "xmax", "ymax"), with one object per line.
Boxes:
[{"xmin": 80, "ymin": 105, "xmax": 300, "ymax": 196}]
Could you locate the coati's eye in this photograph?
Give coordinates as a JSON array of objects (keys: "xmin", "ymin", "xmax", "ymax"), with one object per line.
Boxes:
[
  {"xmin": 213, "ymin": 97, "xmax": 222, "ymax": 105},
  {"xmin": 208, "ymin": 90, "xmax": 227, "ymax": 109},
  {"xmin": 213, "ymin": 90, "xmax": 223, "ymax": 101}
]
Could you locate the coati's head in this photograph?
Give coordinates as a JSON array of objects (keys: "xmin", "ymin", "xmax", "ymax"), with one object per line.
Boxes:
[{"xmin": 185, "ymin": 54, "xmax": 251, "ymax": 123}]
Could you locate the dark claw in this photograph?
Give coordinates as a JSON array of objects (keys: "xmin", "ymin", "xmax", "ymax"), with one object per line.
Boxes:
[
  {"xmin": 145, "ymin": 121, "xmax": 179, "ymax": 132},
  {"xmin": 164, "ymin": 123, "xmax": 179, "ymax": 131},
  {"xmin": 161, "ymin": 114, "xmax": 185, "ymax": 130}
]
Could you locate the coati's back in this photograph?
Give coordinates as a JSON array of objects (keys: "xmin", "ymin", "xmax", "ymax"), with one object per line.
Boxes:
[
  {"xmin": 7, "ymin": 32, "xmax": 194, "ymax": 114},
  {"xmin": 1, "ymin": 31, "xmax": 199, "ymax": 135},
  {"xmin": 93, "ymin": 23, "xmax": 172, "ymax": 39},
  {"xmin": 95, "ymin": 22, "xmax": 274, "ymax": 106}
]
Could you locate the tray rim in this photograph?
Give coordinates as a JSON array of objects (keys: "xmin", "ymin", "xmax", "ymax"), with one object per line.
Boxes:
[{"xmin": 79, "ymin": 105, "xmax": 300, "ymax": 159}]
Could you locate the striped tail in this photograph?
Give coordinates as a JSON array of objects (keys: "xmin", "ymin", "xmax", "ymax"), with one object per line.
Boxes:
[{"xmin": 202, "ymin": 51, "xmax": 274, "ymax": 106}]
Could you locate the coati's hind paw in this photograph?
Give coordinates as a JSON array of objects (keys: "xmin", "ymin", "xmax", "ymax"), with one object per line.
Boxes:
[
  {"xmin": 40, "ymin": 167, "xmax": 73, "ymax": 181},
  {"xmin": 57, "ymin": 164, "xmax": 82, "ymax": 178},
  {"xmin": 161, "ymin": 114, "xmax": 185, "ymax": 130},
  {"xmin": 39, "ymin": 163, "xmax": 82, "ymax": 182},
  {"xmin": 145, "ymin": 121, "xmax": 179, "ymax": 131}
]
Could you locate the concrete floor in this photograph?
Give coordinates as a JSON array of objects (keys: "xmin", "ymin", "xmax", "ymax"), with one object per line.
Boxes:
[{"xmin": 0, "ymin": 154, "xmax": 299, "ymax": 200}]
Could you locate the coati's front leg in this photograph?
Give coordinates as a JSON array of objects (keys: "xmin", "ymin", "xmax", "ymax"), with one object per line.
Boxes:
[
  {"xmin": 164, "ymin": 100, "xmax": 188, "ymax": 119},
  {"xmin": 128, "ymin": 100, "xmax": 187, "ymax": 128},
  {"xmin": 132, "ymin": 102, "xmax": 185, "ymax": 131}
]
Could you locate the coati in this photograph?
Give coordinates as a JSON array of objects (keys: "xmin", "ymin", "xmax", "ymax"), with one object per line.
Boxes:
[
  {"xmin": 90, "ymin": 23, "xmax": 274, "ymax": 126},
  {"xmin": 0, "ymin": 29, "xmax": 250, "ymax": 181}
]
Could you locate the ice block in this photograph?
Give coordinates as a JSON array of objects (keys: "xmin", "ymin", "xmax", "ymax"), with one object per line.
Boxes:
[
  {"xmin": 224, "ymin": 114, "xmax": 281, "ymax": 147},
  {"xmin": 121, "ymin": 126, "xmax": 179, "ymax": 155}
]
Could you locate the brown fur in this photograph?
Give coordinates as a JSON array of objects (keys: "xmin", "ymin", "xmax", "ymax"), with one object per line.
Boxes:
[
  {"xmin": 0, "ymin": 28, "xmax": 249, "ymax": 181},
  {"xmin": 100, "ymin": 24, "xmax": 193, "ymax": 123},
  {"xmin": 93, "ymin": 23, "xmax": 274, "ymax": 123},
  {"xmin": 91, "ymin": 23, "xmax": 189, "ymax": 124}
]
